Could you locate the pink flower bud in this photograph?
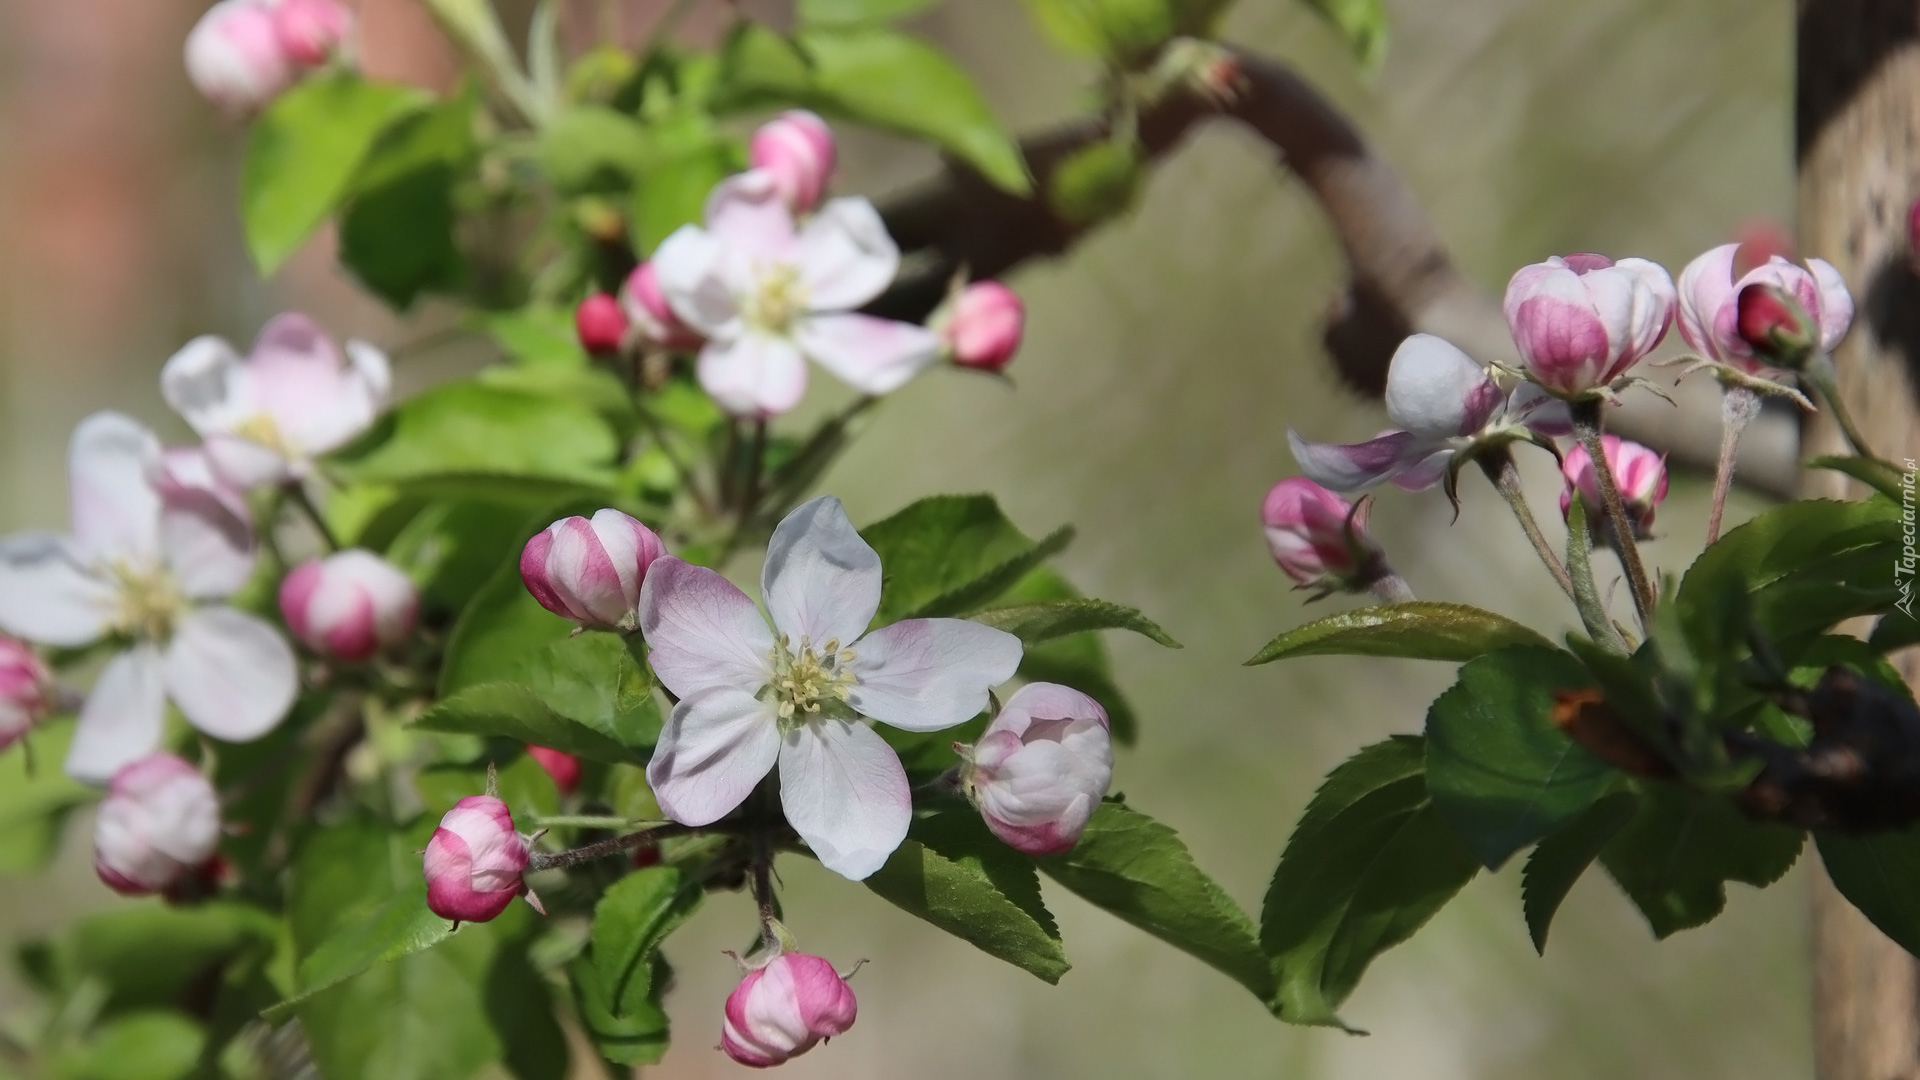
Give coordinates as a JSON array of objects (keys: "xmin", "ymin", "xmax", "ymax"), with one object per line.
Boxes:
[
  {"xmin": 575, "ymin": 293, "xmax": 629, "ymax": 356},
  {"xmin": 1503, "ymin": 254, "xmax": 1675, "ymax": 396},
  {"xmin": 424, "ymin": 795, "xmax": 535, "ymax": 924},
  {"xmin": 1560, "ymin": 435, "xmax": 1669, "ymax": 540},
  {"xmin": 1736, "ymin": 283, "xmax": 1820, "ymax": 370},
  {"xmin": 1261, "ymin": 478, "xmax": 1384, "ymax": 591},
  {"xmin": 93, "ymin": 755, "xmax": 222, "ymax": 896},
  {"xmin": 184, "ymin": 0, "xmax": 297, "ymax": 116},
  {"xmin": 1677, "ymin": 243, "xmax": 1853, "ymax": 376},
  {"xmin": 620, "ymin": 262, "xmax": 705, "ymax": 351},
  {"xmin": 963, "ymin": 683, "xmax": 1113, "ymax": 856},
  {"xmin": 721, "ymin": 952, "xmax": 858, "ymax": 1068},
  {"xmin": 279, "ymin": 550, "xmax": 419, "ymax": 662},
  {"xmin": 940, "ymin": 281, "xmax": 1025, "ymax": 372},
  {"xmin": 0, "ymin": 637, "xmax": 52, "ymax": 753},
  {"xmin": 273, "ymin": 0, "xmax": 354, "ymax": 67},
  {"xmin": 749, "ymin": 111, "xmax": 837, "ymax": 214},
  {"xmin": 526, "ymin": 745, "xmax": 580, "ymax": 795},
  {"xmin": 520, "ymin": 509, "xmax": 667, "ymax": 631}
]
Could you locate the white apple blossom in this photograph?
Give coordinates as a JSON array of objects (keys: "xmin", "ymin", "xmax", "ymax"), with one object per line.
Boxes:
[
  {"xmin": 651, "ymin": 172, "xmax": 943, "ymax": 418},
  {"xmin": 0, "ymin": 413, "xmax": 297, "ymax": 783},
  {"xmin": 639, "ymin": 496, "xmax": 1022, "ymax": 880}
]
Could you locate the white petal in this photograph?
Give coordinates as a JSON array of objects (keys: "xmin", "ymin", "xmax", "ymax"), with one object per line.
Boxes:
[
  {"xmin": 161, "ymin": 501, "xmax": 255, "ymax": 601},
  {"xmin": 152, "ymin": 446, "xmax": 252, "ymax": 527},
  {"xmin": 161, "ymin": 607, "xmax": 297, "ymax": 742},
  {"xmin": 696, "ymin": 334, "xmax": 809, "ymax": 418},
  {"xmin": 987, "ymin": 681, "xmax": 1110, "ymax": 739},
  {"xmin": 160, "ymin": 336, "xmax": 254, "ymax": 437},
  {"xmin": 762, "ymin": 496, "xmax": 881, "ymax": 647},
  {"xmin": 0, "ymin": 532, "xmax": 115, "ymax": 646},
  {"xmin": 1286, "ymin": 429, "xmax": 1425, "ymax": 492},
  {"xmin": 346, "ymin": 339, "xmax": 393, "ymax": 402},
  {"xmin": 795, "ymin": 197, "xmax": 900, "ymax": 311},
  {"xmin": 202, "ymin": 434, "xmax": 291, "ymax": 489},
  {"xmin": 704, "ymin": 171, "xmax": 799, "ymax": 265},
  {"xmin": 1383, "ymin": 334, "xmax": 1502, "ymax": 440},
  {"xmin": 68, "ymin": 412, "xmax": 163, "ymax": 563},
  {"xmin": 65, "ymin": 647, "xmax": 167, "ymax": 785},
  {"xmin": 793, "ymin": 314, "xmax": 942, "ymax": 396},
  {"xmin": 1806, "ymin": 257, "xmax": 1856, "ymax": 353},
  {"xmin": 652, "ymin": 225, "xmax": 743, "ymax": 339},
  {"xmin": 778, "ymin": 719, "xmax": 910, "ymax": 880},
  {"xmin": 846, "ymin": 618, "xmax": 1022, "ymax": 733},
  {"xmin": 645, "ymin": 686, "xmax": 781, "ymax": 826},
  {"xmin": 637, "ymin": 557, "xmax": 775, "ymax": 700}
]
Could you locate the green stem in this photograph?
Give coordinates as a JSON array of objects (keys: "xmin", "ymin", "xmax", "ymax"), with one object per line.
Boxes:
[
  {"xmin": 526, "ymin": 823, "xmax": 697, "ymax": 873},
  {"xmin": 526, "ymin": 814, "xmax": 660, "ymax": 831},
  {"xmin": 1565, "ymin": 499, "xmax": 1629, "ymax": 653},
  {"xmin": 285, "ymin": 482, "xmax": 340, "ymax": 552},
  {"xmin": 1707, "ymin": 386, "xmax": 1760, "ymax": 544},
  {"xmin": 1801, "ymin": 356, "xmax": 1877, "ymax": 460},
  {"xmin": 1477, "ymin": 450, "xmax": 1575, "ymax": 602},
  {"xmin": 1570, "ymin": 401, "xmax": 1656, "ymax": 626}
]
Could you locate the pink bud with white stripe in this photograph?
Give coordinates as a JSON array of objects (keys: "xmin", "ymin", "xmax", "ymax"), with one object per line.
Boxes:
[
  {"xmin": 423, "ymin": 795, "xmax": 536, "ymax": 924},
  {"xmin": 1503, "ymin": 253, "xmax": 1674, "ymax": 396},
  {"xmin": 0, "ymin": 637, "xmax": 51, "ymax": 753},
  {"xmin": 749, "ymin": 111, "xmax": 836, "ymax": 214},
  {"xmin": 1560, "ymin": 435, "xmax": 1669, "ymax": 540},
  {"xmin": 962, "ymin": 682, "xmax": 1113, "ymax": 855},
  {"xmin": 721, "ymin": 951, "xmax": 858, "ymax": 1068},
  {"xmin": 93, "ymin": 754, "xmax": 221, "ymax": 896},
  {"xmin": 519, "ymin": 510, "xmax": 667, "ymax": 631},
  {"xmin": 279, "ymin": 549, "xmax": 419, "ymax": 662}
]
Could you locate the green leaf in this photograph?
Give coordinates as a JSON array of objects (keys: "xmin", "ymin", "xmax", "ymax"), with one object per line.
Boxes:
[
  {"xmin": 539, "ymin": 106, "xmax": 654, "ymax": 192},
  {"xmin": 1808, "ymin": 454, "xmax": 1910, "ymax": 504},
  {"xmin": 1872, "ymin": 610, "xmax": 1920, "ymax": 652},
  {"xmin": 1302, "ymin": 0, "xmax": 1386, "ymax": 67},
  {"xmin": 384, "ymin": 499, "xmax": 541, "ymax": 613},
  {"xmin": 339, "ymin": 97, "xmax": 476, "ymax": 307},
  {"xmin": 52, "ymin": 903, "xmax": 278, "ymax": 1014},
  {"xmin": 865, "ymin": 812, "xmax": 1069, "ymax": 983},
  {"xmin": 241, "ymin": 74, "xmax": 427, "ymax": 272},
  {"xmin": 267, "ymin": 891, "xmax": 454, "ymax": 1019},
  {"xmin": 416, "ymin": 682, "xmax": 642, "ymax": 765},
  {"xmin": 1818, "ymin": 827, "xmax": 1920, "ymax": 957},
  {"xmin": 1046, "ymin": 137, "xmax": 1144, "ymax": 224},
  {"xmin": 52, "ymin": 1011, "xmax": 205, "ymax": 1080},
  {"xmin": 714, "ymin": 23, "xmax": 816, "ymax": 109},
  {"xmin": 1246, "ymin": 602, "xmax": 1554, "ymax": 665},
  {"xmin": 508, "ymin": 632, "xmax": 664, "ymax": 750},
  {"xmin": 998, "ymin": 569, "xmax": 1142, "ymax": 744},
  {"xmin": 861, "ymin": 494, "xmax": 1069, "ymax": 623},
  {"xmin": 416, "ymin": 753, "xmax": 560, "ymax": 822},
  {"xmin": 1423, "ymin": 647, "xmax": 1617, "ymax": 870},
  {"xmin": 590, "ymin": 868, "xmax": 703, "ymax": 1008},
  {"xmin": 1520, "ymin": 791, "xmax": 1637, "ymax": 953},
  {"xmin": 330, "ymin": 380, "xmax": 620, "ymax": 488},
  {"xmin": 1261, "ymin": 736, "xmax": 1480, "ymax": 1028},
  {"xmin": 794, "ymin": 27, "xmax": 1031, "ymax": 194},
  {"xmin": 1020, "ymin": 0, "xmax": 1175, "ymax": 58},
  {"xmin": 629, "ymin": 138, "xmax": 738, "ymax": 255},
  {"xmin": 1039, "ymin": 802, "xmax": 1272, "ymax": 1000},
  {"xmin": 479, "ymin": 307, "xmax": 591, "ymax": 369},
  {"xmin": 439, "ymin": 526, "xmax": 581, "ymax": 698},
  {"xmin": 972, "ymin": 598, "xmax": 1180, "ymax": 648},
  {"xmin": 1599, "ymin": 783, "xmax": 1803, "ymax": 938},
  {"xmin": 799, "ymin": 0, "xmax": 940, "ymax": 25},
  {"xmin": 569, "ymin": 953, "xmax": 673, "ymax": 1066},
  {"xmin": 0, "ymin": 721, "xmax": 93, "ymax": 873}
]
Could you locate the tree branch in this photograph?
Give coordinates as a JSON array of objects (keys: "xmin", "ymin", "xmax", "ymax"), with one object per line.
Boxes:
[{"xmin": 874, "ymin": 44, "xmax": 1799, "ymax": 500}]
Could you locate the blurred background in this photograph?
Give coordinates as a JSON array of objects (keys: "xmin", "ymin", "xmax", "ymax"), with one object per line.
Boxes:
[{"xmin": 0, "ymin": 0, "xmax": 1800, "ymax": 1076}]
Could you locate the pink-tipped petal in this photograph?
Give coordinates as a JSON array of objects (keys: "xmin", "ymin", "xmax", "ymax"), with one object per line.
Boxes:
[
  {"xmin": 160, "ymin": 337, "xmax": 255, "ymax": 438},
  {"xmin": 637, "ymin": 558, "xmax": 775, "ymax": 700},
  {"xmin": 1285, "ymin": 429, "xmax": 1423, "ymax": 492},
  {"xmin": 651, "ymin": 226, "xmax": 741, "ymax": 339},
  {"xmin": 1806, "ymin": 257, "xmax": 1855, "ymax": 353},
  {"xmin": 778, "ymin": 718, "xmax": 910, "ymax": 880},
  {"xmin": 1383, "ymin": 334, "xmax": 1502, "ymax": 439},
  {"xmin": 845, "ymin": 618, "xmax": 1023, "ymax": 733},
  {"xmin": 704, "ymin": 172, "xmax": 799, "ymax": 267},
  {"xmin": 69, "ymin": 413, "xmax": 163, "ymax": 564}
]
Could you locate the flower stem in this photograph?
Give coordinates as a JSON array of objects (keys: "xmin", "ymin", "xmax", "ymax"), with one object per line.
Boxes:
[
  {"xmin": 1800, "ymin": 357, "xmax": 1877, "ymax": 460},
  {"xmin": 740, "ymin": 420, "xmax": 769, "ymax": 533},
  {"xmin": 1570, "ymin": 401, "xmax": 1656, "ymax": 626},
  {"xmin": 1707, "ymin": 386, "xmax": 1761, "ymax": 544},
  {"xmin": 285, "ymin": 482, "xmax": 341, "ymax": 552},
  {"xmin": 525, "ymin": 814, "xmax": 657, "ymax": 830},
  {"xmin": 1477, "ymin": 450, "xmax": 1575, "ymax": 602},
  {"xmin": 1565, "ymin": 498, "xmax": 1629, "ymax": 653},
  {"xmin": 747, "ymin": 782, "xmax": 782, "ymax": 954},
  {"xmin": 525, "ymin": 823, "xmax": 696, "ymax": 873}
]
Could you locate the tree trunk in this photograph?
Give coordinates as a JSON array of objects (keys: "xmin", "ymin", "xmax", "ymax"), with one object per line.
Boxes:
[{"xmin": 1797, "ymin": 2, "xmax": 1920, "ymax": 1076}]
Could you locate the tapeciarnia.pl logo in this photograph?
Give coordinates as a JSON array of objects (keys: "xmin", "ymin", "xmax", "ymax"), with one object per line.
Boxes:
[{"xmin": 1900, "ymin": 459, "xmax": 1917, "ymax": 619}]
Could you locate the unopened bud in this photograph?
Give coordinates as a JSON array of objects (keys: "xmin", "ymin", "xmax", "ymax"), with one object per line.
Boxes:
[
  {"xmin": 939, "ymin": 281, "xmax": 1025, "ymax": 372},
  {"xmin": 279, "ymin": 550, "xmax": 419, "ymax": 662},
  {"xmin": 721, "ymin": 952, "xmax": 858, "ymax": 1068},
  {"xmin": 520, "ymin": 509, "xmax": 667, "ymax": 631},
  {"xmin": 185, "ymin": 0, "xmax": 297, "ymax": 116},
  {"xmin": 1736, "ymin": 282, "xmax": 1819, "ymax": 371},
  {"xmin": 94, "ymin": 755, "xmax": 222, "ymax": 896},
  {"xmin": 1561, "ymin": 435, "xmax": 1669, "ymax": 540},
  {"xmin": 749, "ymin": 111, "xmax": 836, "ymax": 214},
  {"xmin": 423, "ymin": 796, "xmax": 537, "ymax": 923},
  {"xmin": 526, "ymin": 746, "xmax": 580, "ymax": 795},
  {"xmin": 273, "ymin": 0, "xmax": 354, "ymax": 67},
  {"xmin": 575, "ymin": 293, "xmax": 629, "ymax": 357},
  {"xmin": 1261, "ymin": 478, "xmax": 1387, "ymax": 594},
  {"xmin": 962, "ymin": 683, "xmax": 1112, "ymax": 855},
  {"xmin": 0, "ymin": 637, "xmax": 51, "ymax": 753}
]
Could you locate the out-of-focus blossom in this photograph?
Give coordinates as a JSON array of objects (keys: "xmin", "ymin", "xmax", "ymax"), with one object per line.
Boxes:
[
  {"xmin": 279, "ymin": 549, "xmax": 418, "ymax": 662},
  {"xmin": 1503, "ymin": 254, "xmax": 1674, "ymax": 396},
  {"xmin": 938, "ymin": 281, "xmax": 1025, "ymax": 372},
  {"xmin": 161, "ymin": 313, "xmax": 391, "ymax": 489},
  {"xmin": 0, "ymin": 414, "xmax": 296, "ymax": 783},
  {"xmin": 749, "ymin": 111, "xmax": 836, "ymax": 215},
  {"xmin": 93, "ymin": 754, "xmax": 222, "ymax": 896},
  {"xmin": 652, "ymin": 173, "xmax": 942, "ymax": 417},
  {"xmin": 640, "ymin": 496, "xmax": 1021, "ymax": 880},
  {"xmin": 1677, "ymin": 243, "xmax": 1853, "ymax": 376},
  {"xmin": 575, "ymin": 293, "xmax": 629, "ymax": 356},
  {"xmin": 1261, "ymin": 478, "xmax": 1385, "ymax": 593},
  {"xmin": 185, "ymin": 0, "xmax": 296, "ymax": 115},
  {"xmin": 1560, "ymin": 435, "xmax": 1669, "ymax": 540},
  {"xmin": 962, "ymin": 683, "xmax": 1112, "ymax": 855},
  {"xmin": 423, "ymin": 795, "xmax": 540, "ymax": 923},
  {"xmin": 527, "ymin": 746, "xmax": 580, "ymax": 795},
  {"xmin": 272, "ymin": 0, "xmax": 353, "ymax": 67},
  {"xmin": 520, "ymin": 510, "xmax": 667, "ymax": 632},
  {"xmin": 721, "ymin": 952, "xmax": 858, "ymax": 1068},
  {"xmin": 0, "ymin": 637, "xmax": 52, "ymax": 753},
  {"xmin": 622, "ymin": 262, "xmax": 705, "ymax": 351}
]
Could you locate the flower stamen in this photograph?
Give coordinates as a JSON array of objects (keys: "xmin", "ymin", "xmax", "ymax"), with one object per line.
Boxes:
[
  {"xmin": 768, "ymin": 633, "xmax": 858, "ymax": 731},
  {"xmin": 106, "ymin": 561, "xmax": 186, "ymax": 642}
]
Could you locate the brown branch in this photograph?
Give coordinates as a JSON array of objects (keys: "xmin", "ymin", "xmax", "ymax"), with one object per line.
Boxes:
[{"xmin": 874, "ymin": 44, "xmax": 1799, "ymax": 500}]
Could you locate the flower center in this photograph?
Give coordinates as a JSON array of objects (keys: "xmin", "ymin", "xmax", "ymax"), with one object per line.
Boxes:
[
  {"xmin": 107, "ymin": 561, "xmax": 186, "ymax": 642},
  {"xmin": 231, "ymin": 412, "xmax": 292, "ymax": 455},
  {"xmin": 744, "ymin": 265, "xmax": 808, "ymax": 335},
  {"xmin": 767, "ymin": 633, "xmax": 857, "ymax": 731}
]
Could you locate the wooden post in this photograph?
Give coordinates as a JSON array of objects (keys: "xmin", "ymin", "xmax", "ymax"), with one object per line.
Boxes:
[{"xmin": 1797, "ymin": 2, "xmax": 1920, "ymax": 1076}]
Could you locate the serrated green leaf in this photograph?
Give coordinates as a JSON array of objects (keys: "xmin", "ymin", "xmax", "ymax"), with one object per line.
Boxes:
[
  {"xmin": 504, "ymin": 632, "xmax": 662, "ymax": 750},
  {"xmin": 1818, "ymin": 827, "xmax": 1920, "ymax": 957},
  {"xmin": 384, "ymin": 499, "xmax": 540, "ymax": 613},
  {"xmin": 569, "ymin": 953, "xmax": 673, "ymax": 1065},
  {"xmin": 266, "ymin": 892, "xmax": 453, "ymax": 1020},
  {"xmin": 415, "ymin": 682, "xmax": 642, "ymax": 765},
  {"xmin": 415, "ymin": 753, "xmax": 560, "ymax": 822},
  {"xmin": 1677, "ymin": 498, "xmax": 1897, "ymax": 649},
  {"xmin": 590, "ymin": 868, "xmax": 702, "ymax": 1008},
  {"xmin": 1039, "ymin": 802, "xmax": 1272, "ymax": 1000},
  {"xmin": 1247, "ymin": 602, "xmax": 1554, "ymax": 665},
  {"xmin": 242, "ymin": 74, "xmax": 427, "ymax": 272},
  {"xmin": 795, "ymin": 27, "xmax": 1031, "ymax": 194},
  {"xmin": 1520, "ymin": 791, "xmax": 1637, "ymax": 953},
  {"xmin": 1261, "ymin": 736, "xmax": 1480, "ymax": 1029},
  {"xmin": 861, "ymin": 494, "xmax": 1068, "ymax": 623},
  {"xmin": 999, "ymin": 568, "xmax": 1141, "ymax": 744},
  {"xmin": 865, "ymin": 812, "xmax": 1069, "ymax": 983},
  {"xmin": 440, "ymin": 520, "xmax": 584, "ymax": 698},
  {"xmin": 972, "ymin": 598, "xmax": 1180, "ymax": 648},
  {"xmin": 1424, "ymin": 647, "xmax": 1617, "ymax": 870},
  {"xmin": 1599, "ymin": 783, "xmax": 1803, "ymax": 938},
  {"xmin": 1871, "ymin": 610, "xmax": 1920, "ymax": 652},
  {"xmin": 329, "ymin": 380, "xmax": 621, "ymax": 488},
  {"xmin": 1302, "ymin": 0, "xmax": 1386, "ymax": 67}
]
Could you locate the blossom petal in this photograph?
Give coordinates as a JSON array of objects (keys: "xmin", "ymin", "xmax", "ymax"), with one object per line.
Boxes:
[
  {"xmin": 846, "ymin": 618, "xmax": 1022, "ymax": 732},
  {"xmin": 762, "ymin": 495, "xmax": 881, "ymax": 647},
  {"xmin": 1286, "ymin": 429, "xmax": 1424, "ymax": 492},
  {"xmin": 1383, "ymin": 334, "xmax": 1502, "ymax": 439},
  {"xmin": 652, "ymin": 225, "xmax": 743, "ymax": 339},
  {"xmin": 1676, "ymin": 243, "xmax": 1740, "ymax": 361},
  {"xmin": 1388, "ymin": 449, "xmax": 1452, "ymax": 492},
  {"xmin": 162, "ymin": 501, "xmax": 255, "ymax": 601},
  {"xmin": 161, "ymin": 607, "xmax": 297, "ymax": 742},
  {"xmin": 704, "ymin": 172, "xmax": 799, "ymax": 265},
  {"xmin": 203, "ymin": 434, "xmax": 291, "ymax": 489},
  {"xmin": 793, "ymin": 313, "xmax": 942, "ymax": 396},
  {"xmin": 69, "ymin": 412, "xmax": 162, "ymax": 563},
  {"xmin": 645, "ymin": 686, "xmax": 781, "ymax": 826},
  {"xmin": 0, "ymin": 532, "xmax": 115, "ymax": 646},
  {"xmin": 160, "ymin": 336, "xmax": 254, "ymax": 437},
  {"xmin": 1508, "ymin": 382, "xmax": 1574, "ymax": 438},
  {"xmin": 65, "ymin": 647, "xmax": 167, "ymax": 785},
  {"xmin": 778, "ymin": 718, "xmax": 909, "ymax": 880},
  {"xmin": 637, "ymin": 557, "xmax": 775, "ymax": 700},
  {"xmin": 795, "ymin": 197, "xmax": 899, "ymax": 311},
  {"xmin": 697, "ymin": 333, "xmax": 809, "ymax": 418},
  {"xmin": 1806, "ymin": 257, "xmax": 1855, "ymax": 353}
]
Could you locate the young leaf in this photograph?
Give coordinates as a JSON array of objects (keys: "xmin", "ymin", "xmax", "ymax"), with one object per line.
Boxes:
[
  {"xmin": 1520, "ymin": 791, "xmax": 1638, "ymax": 953},
  {"xmin": 266, "ymin": 891, "xmax": 454, "ymax": 1019},
  {"xmin": 795, "ymin": 27, "xmax": 1032, "ymax": 194},
  {"xmin": 972, "ymin": 598, "xmax": 1180, "ymax": 648},
  {"xmin": 1424, "ymin": 646, "xmax": 1618, "ymax": 869},
  {"xmin": 538, "ymin": 106, "xmax": 654, "ymax": 192},
  {"xmin": 1038, "ymin": 802, "xmax": 1273, "ymax": 1001},
  {"xmin": 864, "ymin": 811, "xmax": 1070, "ymax": 983},
  {"xmin": 241, "ymin": 74, "xmax": 426, "ymax": 272},
  {"xmin": 329, "ymin": 380, "xmax": 621, "ymax": 489},
  {"xmin": 861, "ymin": 494, "xmax": 1070, "ymax": 622},
  {"xmin": 1599, "ymin": 783, "xmax": 1803, "ymax": 938},
  {"xmin": 1261, "ymin": 736, "xmax": 1481, "ymax": 1029},
  {"xmin": 1246, "ymin": 602, "xmax": 1553, "ymax": 665},
  {"xmin": 415, "ymin": 683, "xmax": 643, "ymax": 765},
  {"xmin": 1302, "ymin": 0, "xmax": 1386, "ymax": 67},
  {"xmin": 439, "ymin": 517, "xmax": 593, "ymax": 699},
  {"xmin": 508, "ymin": 633, "xmax": 662, "ymax": 750},
  {"xmin": 1817, "ymin": 828, "xmax": 1920, "ymax": 958},
  {"xmin": 591, "ymin": 868, "xmax": 703, "ymax": 1008},
  {"xmin": 570, "ymin": 953, "xmax": 674, "ymax": 1066}
]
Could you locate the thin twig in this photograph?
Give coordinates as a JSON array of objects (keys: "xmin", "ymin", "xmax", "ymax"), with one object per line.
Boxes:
[{"xmin": 526, "ymin": 823, "xmax": 698, "ymax": 873}]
